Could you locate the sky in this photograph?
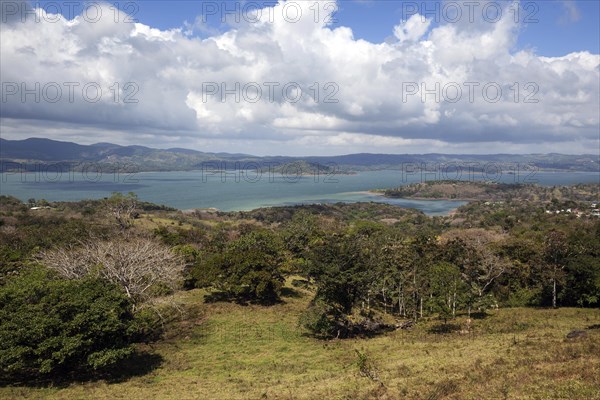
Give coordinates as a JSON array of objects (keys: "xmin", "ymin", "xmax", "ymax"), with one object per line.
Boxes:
[{"xmin": 1, "ymin": 0, "xmax": 599, "ymax": 156}]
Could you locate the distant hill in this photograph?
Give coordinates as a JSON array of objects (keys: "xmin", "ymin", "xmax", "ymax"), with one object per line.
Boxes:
[
  {"xmin": 1, "ymin": 138, "xmax": 598, "ymax": 172},
  {"xmin": 0, "ymin": 138, "xmax": 110, "ymax": 161},
  {"xmin": 379, "ymin": 181, "xmax": 600, "ymax": 202},
  {"xmin": 1, "ymin": 138, "xmax": 184, "ymax": 161}
]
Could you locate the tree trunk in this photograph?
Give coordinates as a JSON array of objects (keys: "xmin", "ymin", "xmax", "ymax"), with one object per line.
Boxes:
[
  {"xmin": 552, "ymin": 274, "xmax": 557, "ymax": 309},
  {"xmin": 429, "ymin": 293, "xmax": 433, "ymax": 313},
  {"xmin": 452, "ymin": 290, "xmax": 456, "ymax": 318},
  {"xmin": 413, "ymin": 267, "xmax": 418, "ymax": 320},
  {"xmin": 398, "ymin": 284, "xmax": 403, "ymax": 316}
]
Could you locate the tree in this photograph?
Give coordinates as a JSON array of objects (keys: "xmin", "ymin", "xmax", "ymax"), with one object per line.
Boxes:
[
  {"xmin": 306, "ymin": 230, "xmax": 376, "ymax": 315},
  {"xmin": 408, "ymin": 234, "xmax": 437, "ymax": 319},
  {"xmin": 282, "ymin": 210, "xmax": 324, "ymax": 255},
  {"xmin": 497, "ymin": 236, "xmax": 543, "ymax": 307},
  {"xmin": 106, "ymin": 192, "xmax": 138, "ymax": 230},
  {"xmin": 543, "ymin": 230, "xmax": 570, "ymax": 308},
  {"xmin": 561, "ymin": 255, "xmax": 600, "ymax": 307},
  {"xmin": 426, "ymin": 262, "xmax": 465, "ymax": 322},
  {"xmin": 374, "ymin": 239, "xmax": 414, "ymax": 318},
  {"xmin": 198, "ymin": 229, "xmax": 285, "ymax": 304},
  {"xmin": 442, "ymin": 229, "xmax": 509, "ymax": 316},
  {"xmin": 0, "ymin": 268, "xmax": 143, "ymax": 380},
  {"xmin": 40, "ymin": 237, "xmax": 184, "ymax": 309},
  {"xmin": 172, "ymin": 244, "xmax": 201, "ymax": 289},
  {"xmin": 559, "ymin": 224, "xmax": 600, "ymax": 307},
  {"xmin": 299, "ymin": 227, "xmax": 384, "ymax": 338}
]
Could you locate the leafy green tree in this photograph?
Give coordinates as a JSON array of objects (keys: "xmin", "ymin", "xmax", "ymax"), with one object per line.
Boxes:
[
  {"xmin": 374, "ymin": 240, "xmax": 413, "ymax": 317},
  {"xmin": 0, "ymin": 268, "xmax": 144, "ymax": 380},
  {"xmin": 199, "ymin": 230, "xmax": 284, "ymax": 303},
  {"xmin": 281, "ymin": 211, "xmax": 324, "ymax": 274},
  {"xmin": 558, "ymin": 223, "xmax": 600, "ymax": 307},
  {"xmin": 374, "ymin": 233, "xmax": 437, "ymax": 320},
  {"xmin": 426, "ymin": 262, "xmax": 465, "ymax": 322},
  {"xmin": 282, "ymin": 211, "xmax": 320, "ymax": 252},
  {"xmin": 497, "ymin": 236, "xmax": 544, "ymax": 307},
  {"xmin": 299, "ymin": 227, "xmax": 385, "ymax": 338},
  {"xmin": 173, "ymin": 244, "xmax": 201, "ymax": 289},
  {"xmin": 561, "ymin": 255, "xmax": 600, "ymax": 307},
  {"xmin": 306, "ymin": 230, "xmax": 376, "ymax": 314}
]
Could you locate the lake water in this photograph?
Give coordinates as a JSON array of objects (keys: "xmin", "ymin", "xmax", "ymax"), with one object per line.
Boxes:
[{"xmin": 1, "ymin": 168, "xmax": 598, "ymax": 216}]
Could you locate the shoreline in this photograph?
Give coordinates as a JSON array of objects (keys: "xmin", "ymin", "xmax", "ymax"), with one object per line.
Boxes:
[{"xmin": 363, "ymin": 190, "xmax": 475, "ymax": 202}]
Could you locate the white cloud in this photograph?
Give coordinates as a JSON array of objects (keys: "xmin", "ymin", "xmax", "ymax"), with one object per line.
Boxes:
[
  {"xmin": 0, "ymin": 0, "xmax": 598, "ymax": 155},
  {"xmin": 393, "ymin": 14, "xmax": 431, "ymax": 43}
]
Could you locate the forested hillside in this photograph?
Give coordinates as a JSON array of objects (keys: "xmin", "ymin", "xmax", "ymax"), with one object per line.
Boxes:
[{"xmin": 1, "ymin": 183, "xmax": 599, "ymax": 398}]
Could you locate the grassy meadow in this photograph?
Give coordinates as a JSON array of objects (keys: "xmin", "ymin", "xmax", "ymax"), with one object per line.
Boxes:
[{"xmin": 2, "ymin": 279, "xmax": 599, "ymax": 400}]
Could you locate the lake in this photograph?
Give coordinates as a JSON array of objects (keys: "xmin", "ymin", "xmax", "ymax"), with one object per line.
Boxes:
[{"xmin": 1, "ymin": 168, "xmax": 598, "ymax": 216}]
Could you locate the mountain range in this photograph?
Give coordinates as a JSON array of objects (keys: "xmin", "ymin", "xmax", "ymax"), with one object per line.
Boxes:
[{"xmin": 1, "ymin": 138, "xmax": 599, "ymax": 173}]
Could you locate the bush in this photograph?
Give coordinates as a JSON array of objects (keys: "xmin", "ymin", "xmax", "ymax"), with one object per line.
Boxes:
[
  {"xmin": 299, "ymin": 300, "xmax": 346, "ymax": 339},
  {"xmin": 0, "ymin": 268, "xmax": 147, "ymax": 381}
]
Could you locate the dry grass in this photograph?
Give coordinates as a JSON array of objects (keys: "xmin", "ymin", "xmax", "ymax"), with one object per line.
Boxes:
[
  {"xmin": 133, "ymin": 214, "xmax": 194, "ymax": 231},
  {"xmin": 2, "ymin": 281, "xmax": 599, "ymax": 400}
]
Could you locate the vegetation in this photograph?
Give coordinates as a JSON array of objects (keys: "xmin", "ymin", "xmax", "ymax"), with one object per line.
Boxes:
[
  {"xmin": 0, "ymin": 268, "xmax": 144, "ymax": 381},
  {"xmin": 195, "ymin": 229, "xmax": 285, "ymax": 304},
  {"xmin": 0, "ymin": 182, "xmax": 598, "ymax": 397},
  {"xmin": 40, "ymin": 237, "xmax": 185, "ymax": 308},
  {"xmin": 1, "ymin": 288, "xmax": 598, "ymax": 399},
  {"xmin": 380, "ymin": 181, "xmax": 599, "ymax": 203}
]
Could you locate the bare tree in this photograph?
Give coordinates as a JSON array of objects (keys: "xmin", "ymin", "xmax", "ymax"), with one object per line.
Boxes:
[{"xmin": 40, "ymin": 237, "xmax": 184, "ymax": 309}]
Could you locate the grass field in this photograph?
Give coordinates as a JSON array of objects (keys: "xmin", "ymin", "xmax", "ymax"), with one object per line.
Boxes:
[{"xmin": 2, "ymin": 281, "xmax": 599, "ymax": 400}]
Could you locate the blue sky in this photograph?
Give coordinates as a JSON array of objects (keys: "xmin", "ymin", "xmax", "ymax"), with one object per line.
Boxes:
[{"xmin": 34, "ymin": 0, "xmax": 600, "ymax": 56}]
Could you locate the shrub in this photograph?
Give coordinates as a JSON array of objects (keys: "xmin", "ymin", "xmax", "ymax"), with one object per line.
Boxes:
[
  {"xmin": 299, "ymin": 300, "xmax": 346, "ymax": 339},
  {"xmin": 0, "ymin": 268, "xmax": 147, "ymax": 380},
  {"xmin": 354, "ymin": 350, "xmax": 380, "ymax": 382}
]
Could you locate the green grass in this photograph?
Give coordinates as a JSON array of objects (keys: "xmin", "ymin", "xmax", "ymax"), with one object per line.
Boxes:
[{"xmin": 2, "ymin": 282, "xmax": 599, "ymax": 400}]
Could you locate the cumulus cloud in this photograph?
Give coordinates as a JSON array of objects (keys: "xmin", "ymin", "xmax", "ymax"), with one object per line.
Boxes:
[
  {"xmin": 0, "ymin": 0, "xmax": 598, "ymax": 155},
  {"xmin": 393, "ymin": 14, "xmax": 431, "ymax": 43}
]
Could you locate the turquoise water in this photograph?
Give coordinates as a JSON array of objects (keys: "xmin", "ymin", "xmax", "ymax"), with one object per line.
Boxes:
[{"xmin": 1, "ymin": 169, "xmax": 598, "ymax": 216}]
